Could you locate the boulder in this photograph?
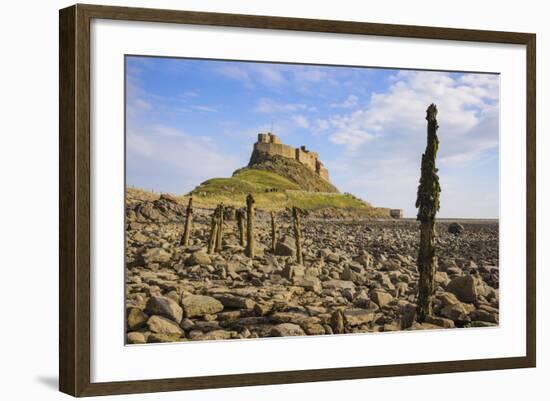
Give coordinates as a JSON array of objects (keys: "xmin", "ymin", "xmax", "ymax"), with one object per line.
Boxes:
[
  {"xmin": 146, "ymin": 315, "xmax": 184, "ymax": 336},
  {"xmin": 370, "ymin": 290, "xmax": 393, "ymax": 308},
  {"xmin": 148, "ymin": 333, "xmax": 184, "ymax": 343},
  {"xmin": 434, "ymin": 271, "xmax": 451, "ymax": 287},
  {"xmin": 159, "ymin": 193, "xmax": 179, "ymax": 203},
  {"xmin": 186, "ymin": 251, "xmax": 211, "ymax": 266},
  {"xmin": 340, "ymin": 265, "xmax": 361, "ymax": 282},
  {"xmin": 343, "ymin": 308, "xmax": 377, "ymax": 326},
  {"xmin": 447, "ymin": 275, "xmax": 477, "ymax": 303},
  {"xmin": 132, "ymin": 232, "xmax": 148, "ymax": 244},
  {"xmin": 470, "ymin": 309, "xmax": 499, "ymax": 324},
  {"xmin": 424, "ymin": 315, "xmax": 455, "ymax": 328},
  {"xmin": 215, "ymin": 294, "xmax": 255, "ymax": 309},
  {"xmin": 126, "ymin": 331, "xmax": 146, "ymax": 344},
  {"xmin": 292, "ymin": 277, "xmax": 322, "ymax": 293},
  {"xmin": 436, "ymin": 291, "xmax": 461, "ymax": 307},
  {"xmin": 145, "ymin": 296, "xmax": 183, "ymax": 323},
  {"xmin": 448, "ymin": 222, "xmax": 465, "ymax": 234},
  {"xmin": 354, "ymin": 251, "xmax": 373, "ymax": 269},
  {"xmin": 440, "ymin": 303, "xmax": 471, "ymax": 324},
  {"xmin": 323, "ymin": 279, "xmax": 355, "ymax": 290},
  {"xmin": 274, "ymin": 236, "xmax": 295, "ymax": 256},
  {"xmin": 282, "ymin": 264, "xmax": 305, "ymax": 280},
  {"xmin": 399, "ymin": 301, "xmax": 417, "ymax": 329},
  {"xmin": 190, "ymin": 329, "xmax": 234, "ymax": 341},
  {"xmin": 270, "ymin": 323, "xmax": 306, "ymax": 337},
  {"xmin": 126, "ymin": 307, "xmax": 148, "ymax": 330},
  {"xmin": 180, "ymin": 295, "xmax": 224, "ymax": 318},
  {"xmin": 142, "ymin": 248, "xmax": 171, "ymax": 264},
  {"xmin": 303, "ymin": 322, "xmax": 326, "ymax": 335}
]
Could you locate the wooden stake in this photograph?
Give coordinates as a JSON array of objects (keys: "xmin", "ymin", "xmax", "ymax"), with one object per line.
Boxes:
[
  {"xmin": 180, "ymin": 196, "xmax": 193, "ymax": 246},
  {"xmin": 215, "ymin": 203, "xmax": 224, "ymax": 253},
  {"xmin": 207, "ymin": 208, "xmax": 219, "ymax": 255},
  {"xmin": 292, "ymin": 206, "xmax": 303, "ymax": 265},
  {"xmin": 270, "ymin": 211, "xmax": 277, "ymax": 253},
  {"xmin": 245, "ymin": 195, "xmax": 255, "ymax": 258},
  {"xmin": 236, "ymin": 208, "xmax": 245, "ymax": 246}
]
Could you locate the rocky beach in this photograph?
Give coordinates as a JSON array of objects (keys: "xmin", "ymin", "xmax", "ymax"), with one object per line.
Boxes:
[{"xmin": 125, "ymin": 193, "xmax": 499, "ymax": 344}]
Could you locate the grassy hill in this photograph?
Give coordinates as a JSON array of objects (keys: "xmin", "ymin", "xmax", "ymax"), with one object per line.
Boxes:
[{"xmin": 187, "ymin": 154, "xmax": 387, "ymax": 216}]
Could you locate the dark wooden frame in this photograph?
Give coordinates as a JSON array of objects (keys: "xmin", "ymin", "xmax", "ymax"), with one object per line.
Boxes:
[{"xmin": 59, "ymin": 3, "xmax": 536, "ymax": 397}]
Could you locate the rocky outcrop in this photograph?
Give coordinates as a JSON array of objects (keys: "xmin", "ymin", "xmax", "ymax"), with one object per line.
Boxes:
[
  {"xmin": 245, "ymin": 152, "xmax": 338, "ymax": 193},
  {"xmin": 126, "ymin": 195, "xmax": 186, "ymax": 223}
]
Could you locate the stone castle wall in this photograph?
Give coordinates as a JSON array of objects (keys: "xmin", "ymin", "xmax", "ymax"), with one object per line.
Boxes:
[
  {"xmin": 295, "ymin": 147, "xmax": 318, "ymax": 171},
  {"xmin": 253, "ymin": 133, "xmax": 330, "ymax": 181},
  {"xmin": 254, "ymin": 142, "xmax": 296, "ymax": 159}
]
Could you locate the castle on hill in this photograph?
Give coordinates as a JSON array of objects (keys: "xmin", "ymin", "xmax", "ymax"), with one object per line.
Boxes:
[{"xmin": 252, "ymin": 132, "xmax": 330, "ymax": 181}]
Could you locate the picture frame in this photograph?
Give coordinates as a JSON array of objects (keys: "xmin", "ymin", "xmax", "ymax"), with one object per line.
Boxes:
[{"xmin": 59, "ymin": 3, "xmax": 536, "ymax": 397}]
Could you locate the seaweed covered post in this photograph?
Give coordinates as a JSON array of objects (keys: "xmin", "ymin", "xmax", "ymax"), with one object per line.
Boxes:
[
  {"xmin": 245, "ymin": 194, "xmax": 256, "ymax": 258},
  {"xmin": 415, "ymin": 103, "xmax": 441, "ymax": 322},
  {"xmin": 180, "ymin": 196, "xmax": 193, "ymax": 246},
  {"xmin": 270, "ymin": 211, "xmax": 277, "ymax": 253},
  {"xmin": 215, "ymin": 203, "xmax": 224, "ymax": 253},
  {"xmin": 292, "ymin": 206, "xmax": 304, "ymax": 265},
  {"xmin": 236, "ymin": 208, "xmax": 245, "ymax": 246}
]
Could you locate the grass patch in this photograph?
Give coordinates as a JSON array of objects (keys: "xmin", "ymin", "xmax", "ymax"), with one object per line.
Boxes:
[
  {"xmin": 285, "ymin": 191, "xmax": 372, "ymax": 210},
  {"xmin": 232, "ymin": 169, "xmax": 301, "ymax": 191}
]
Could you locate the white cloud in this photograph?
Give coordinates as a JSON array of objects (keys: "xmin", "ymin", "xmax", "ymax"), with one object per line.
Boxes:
[
  {"xmin": 330, "ymin": 94, "xmax": 359, "ymax": 108},
  {"xmin": 190, "ymin": 105, "xmax": 218, "ymax": 113},
  {"xmin": 327, "ymin": 71, "xmax": 499, "ymax": 153},
  {"xmin": 315, "ymin": 119, "xmax": 330, "ymax": 131},
  {"xmin": 182, "ymin": 90, "xmax": 199, "ymax": 97},
  {"xmin": 292, "ymin": 67, "xmax": 328, "ymax": 83},
  {"xmin": 292, "ymin": 115, "xmax": 310, "ymax": 129},
  {"xmin": 329, "ymin": 128, "xmax": 374, "ymax": 150},
  {"xmin": 254, "ymin": 98, "xmax": 315, "ymax": 113},
  {"xmin": 217, "ymin": 65, "xmax": 251, "ymax": 83},
  {"xmin": 253, "ymin": 65, "xmax": 286, "ymax": 86}
]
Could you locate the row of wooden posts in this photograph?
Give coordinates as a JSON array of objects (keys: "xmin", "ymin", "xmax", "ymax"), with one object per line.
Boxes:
[{"xmin": 179, "ymin": 194, "xmax": 304, "ymax": 264}]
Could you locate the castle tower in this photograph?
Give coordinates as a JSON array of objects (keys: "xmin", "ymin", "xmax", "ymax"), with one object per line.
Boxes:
[{"xmin": 251, "ymin": 132, "xmax": 330, "ymax": 182}]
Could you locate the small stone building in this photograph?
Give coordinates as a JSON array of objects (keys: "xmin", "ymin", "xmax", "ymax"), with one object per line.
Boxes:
[{"xmin": 390, "ymin": 209, "xmax": 404, "ymax": 219}]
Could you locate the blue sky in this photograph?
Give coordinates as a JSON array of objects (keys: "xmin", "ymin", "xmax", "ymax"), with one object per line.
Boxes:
[{"xmin": 126, "ymin": 56, "xmax": 499, "ymax": 218}]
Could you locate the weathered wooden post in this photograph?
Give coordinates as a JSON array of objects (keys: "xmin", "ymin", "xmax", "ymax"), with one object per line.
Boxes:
[
  {"xmin": 180, "ymin": 196, "xmax": 193, "ymax": 246},
  {"xmin": 236, "ymin": 208, "xmax": 245, "ymax": 246},
  {"xmin": 270, "ymin": 211, "xmax": 277, "ymax": 253},
  {"xmin": 245, "ymin": 194, "xmax": 255, "ymax": 258},
  {"xmin": 415, "ymin": 103, "xmax": 441, "ymax": 323},
  {"xmin": 215, "ymin": 203, "xmax": 224, "ymax": 253},
  {"xmin": 292, "ymin": 206, "xmax": 303, "ymax": 265},
  {"xmin": 207, "ymin": 207, "xmax": 219, "ymax": 255}
]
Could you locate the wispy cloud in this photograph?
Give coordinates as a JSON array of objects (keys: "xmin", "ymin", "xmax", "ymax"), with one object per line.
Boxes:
[
  {"xmin": 216, "ymin": 65, "xmax": 252, "ymax": 85},
  {"xmin": 254, "ymin": 98, "xmax": 316, "ymax": 113},
  {"xmin": 182, "ymin": 90, "xmax": 199, "ymax": 97},
  {"xmin": 190, "ymin": 105, "xmax": 218, "ymax": 113},
  {"xmin": 330, "ymin": 94, "xmax": 359, "ymax": 108},
  {"xmin": 292, "ymin": 115, "xmax": 310, "ymax": 129}
]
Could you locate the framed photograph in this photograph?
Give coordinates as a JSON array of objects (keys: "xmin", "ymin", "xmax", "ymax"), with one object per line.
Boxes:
[{"xmin": 59, "ymin": 4, "xmax": 536, "ymax": 397}]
